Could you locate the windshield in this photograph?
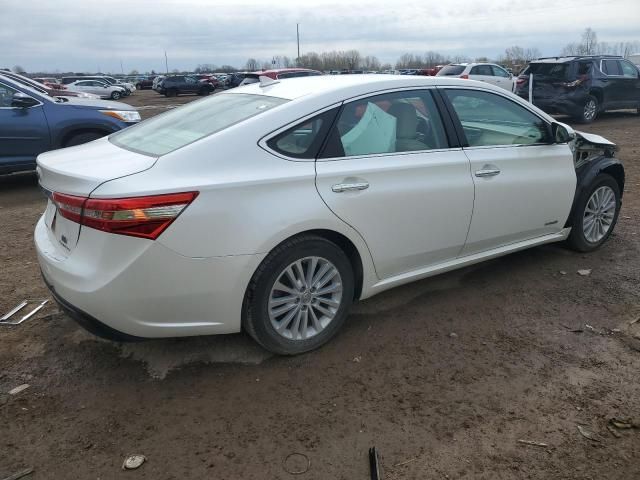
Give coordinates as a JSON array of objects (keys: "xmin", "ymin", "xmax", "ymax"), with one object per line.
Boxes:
[{"xmin": 110, "ymin": 93, "xmax": 288, "ymax": 156}]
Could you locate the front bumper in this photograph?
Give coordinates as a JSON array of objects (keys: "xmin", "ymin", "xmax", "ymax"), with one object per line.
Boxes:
[{"xmin": 35, "ymin": 215, "xmax": 265, "ymax": 339}]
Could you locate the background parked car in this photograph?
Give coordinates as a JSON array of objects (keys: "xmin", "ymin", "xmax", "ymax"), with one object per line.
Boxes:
[
  {"xmin": 33, "ymin": 77, "xmax": 64, "ymax": 89},
  {"xmin": 437, "ymin": 62, "xmax": 516, "ymax": 91},
  {"xmin": 61, "ymin": 76, "xmax": 134, "ymax": 95},
  {"xmin": 157, "ymin": 75, "xmax": 215, "ymax": 96},
  {"xmin": 515, "ymin": 55, "xmax": 640, "ymax": 123},
  {"xmin": 0, "ymin": 75, "xmax": 140, "ymax": 175},
  {"xmin": 1, "ymin": 71, "xmax": 99, "ymax": 99},
  {"xmin": 238, "ymin": 68, "xmax": 323, "ymax": 86},
  {"xmin": 67, "ymin": 79, "xmax": 127, "ymax": 100},
  {"xmin": 133, "ymin": 76, "xmax": 156, "ymax": 90},
  {"xmin": 224, "ymin": 72, "xmax": 251, "ymax": 88}
]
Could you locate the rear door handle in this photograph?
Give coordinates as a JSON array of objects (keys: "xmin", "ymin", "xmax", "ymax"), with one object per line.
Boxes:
[
  {"xmin": 332, "ymin": 182, "xmax": 369, "ymax": 193},
  {"xmin": 474, "ymin": 168, "xmax": 501, "ymax": 178}
]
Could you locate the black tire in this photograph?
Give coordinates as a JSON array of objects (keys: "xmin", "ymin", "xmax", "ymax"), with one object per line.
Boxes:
[
  {"xmin": 110, "ymin": 91, "xmax": 121, "ymax": 100},
  {"xmin": 575, "ymin": 94, "xmax": 598, "ymax": 124},
  {"xmin": 64, "ymin": 132, "xmax": 104, "ymax": 147},
  {"xmin": 243, "ymin": 235, "xmax": 355, "ymax": 355},
  {"xmin": 566, "ymin": 173, "xmax": 621, "ymax": 252},
  {"xmin": 199, "ymin": 87, "xmax": 211, "ymax": 96},
  {"xmin": 165, "ymin": 88, "xmax": 178, "ymax": 97}
]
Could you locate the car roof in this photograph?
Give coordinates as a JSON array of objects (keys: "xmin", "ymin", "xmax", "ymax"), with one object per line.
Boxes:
[
  {"xmin": 230, "ymin": 74, "xmax": 507, "ymax": 103},
  {"xmin": 531, "ymin": 55, "xmax": 623, "ymax": 64}
]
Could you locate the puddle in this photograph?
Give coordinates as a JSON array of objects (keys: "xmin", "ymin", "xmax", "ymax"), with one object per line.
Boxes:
[{"xmin": 117, "ymin": 334, "xmax": 272, "ymax": 379}]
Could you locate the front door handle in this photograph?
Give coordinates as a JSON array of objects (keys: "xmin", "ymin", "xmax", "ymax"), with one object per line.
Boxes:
[
  {"xmin": 475, "ymin": 168, "xmax": 501, "ymax": 178},
  {"xmin": 332, "ymin": 182, "xmax": 369, "ymax": 193}
]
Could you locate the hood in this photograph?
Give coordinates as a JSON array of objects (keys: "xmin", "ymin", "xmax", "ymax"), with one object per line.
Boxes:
[{"xmin": 56, "ymin": 96, "xmax": 137, "ymax": 110}]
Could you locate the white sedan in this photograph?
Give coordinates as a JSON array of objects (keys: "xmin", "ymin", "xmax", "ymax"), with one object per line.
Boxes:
[
  {"xmin": 35, "ymin": 75, "xmax": 624, "ymax": 354},
  {"xmin": 66, "ymin": 80, "xmax": 128, "ymax": 100}
]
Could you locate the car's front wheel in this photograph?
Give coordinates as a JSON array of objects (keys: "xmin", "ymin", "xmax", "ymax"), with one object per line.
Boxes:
[
  {"xmin": 566, "ymin": 173, "xmax": 621, "ymax": 252},
  {"xmin": 243, "ymin": 235, "xmax": 354, "ymax": 355},
  {"xmin": 110, "ymin": 91, "xmax": 121, "ymax": 100}
]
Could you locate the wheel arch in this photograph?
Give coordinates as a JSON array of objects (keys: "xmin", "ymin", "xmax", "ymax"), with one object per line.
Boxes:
[
  {"xmin": 58, "ymin": 127, "xmax": 113, "ymax": 148},
  {"xmin": 564, "ymin": 156, "xmax": 625, "ymax": 228}
]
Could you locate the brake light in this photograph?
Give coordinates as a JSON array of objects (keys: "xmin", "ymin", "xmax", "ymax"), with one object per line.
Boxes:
[
  {"xmin": 459, "ymin": 74, "xmax": 469, "ymax": 79},
  {"xmin": 516, "ymin": 77, "xmax": 526, "ymax": 85},
  {"xmin": 52, "ymin": 191, "xmax": 198, "ymax": 240}
]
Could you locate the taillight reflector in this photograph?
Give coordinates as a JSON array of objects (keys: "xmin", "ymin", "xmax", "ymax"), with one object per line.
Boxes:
[{"xmin": 52, "ymin": 191, "xmax": 198, "ymax": 240}]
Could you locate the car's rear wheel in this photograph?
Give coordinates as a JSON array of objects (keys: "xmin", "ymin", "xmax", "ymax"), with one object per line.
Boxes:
[
  {"xmin": 165, "ymin": 89, "xmax": 178, "ymax": 97},
  {"xmin": 576, "ymin": 94, "xmax": 598, "ymax": 123},
  {"xmin": 64, "ymin": 132, "xmax": 104, "ymax": 147},
  {"xmin": 566, "ymin": 174, "xmax": 621, "ymax": 252},
  {"xmin": 243, "ymin": 235, "xmax": 354, "ymax": 355},
  {"xmin": 199, "ymin": 87, "xmax": 211, "ymax": 96},
  {"xmin": 110, "ymin": 91, "xmax": 121, "ymax": 100}
]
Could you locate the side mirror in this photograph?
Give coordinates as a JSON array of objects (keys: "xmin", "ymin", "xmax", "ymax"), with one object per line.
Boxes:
[
  {"xmin": 11, "ymin": 92, "xmax": 39, "ymax": 108},
  {"xmin": 552, "ymin": 122, "xmax": 576, "ymax": 143},
  {"xmin": 509, "ymin": 73, "xmax": 513, "ymax": 79}
]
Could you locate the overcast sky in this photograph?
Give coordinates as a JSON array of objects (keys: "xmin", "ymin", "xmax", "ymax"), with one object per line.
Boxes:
[{"xmin": 2, "ymin": 0, "xmax": 639, "ymax": 73}]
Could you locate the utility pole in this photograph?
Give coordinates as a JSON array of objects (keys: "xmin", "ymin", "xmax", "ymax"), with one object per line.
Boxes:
[
  {"xmin": 120, "ymin": 60, "xmax": 124, "ymax": 75},
  {"xmin": 296, "ymin": 23, "xmax": 300, "ymax": 65},
  {"xmin": 164, "ymin": 51, "xmax": 169, "ymax": 74}
]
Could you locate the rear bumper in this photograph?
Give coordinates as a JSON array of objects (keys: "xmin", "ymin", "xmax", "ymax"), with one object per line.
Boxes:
[
  {"xmin": 35, "ymin": 215, "xmax": 265, "ymax": 339},
  {"xmin": 516, "ymin": 91, "xmax": 587, "ymax": 117}
]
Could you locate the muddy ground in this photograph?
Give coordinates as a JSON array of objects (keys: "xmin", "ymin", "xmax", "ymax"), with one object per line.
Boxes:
[{"xmin": 1, "ymin": 90, "xmax": 639, "ymax": 479}]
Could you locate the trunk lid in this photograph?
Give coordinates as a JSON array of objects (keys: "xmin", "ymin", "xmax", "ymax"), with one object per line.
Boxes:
[{"xmin": 37, "ymin": 136, "xmax": 157, "ymax": 256}]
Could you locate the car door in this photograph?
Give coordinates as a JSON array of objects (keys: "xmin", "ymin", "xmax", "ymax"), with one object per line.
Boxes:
[
  {"xmin": 313, "ymin": 89, "xmax": 475, "ymax": 279},
  {"xmin": 491, "ymin": 65, "xmax": 514, "ymax": 92},
  {"xmin": 469, "ymin": 65, "xmax": 496, "ymax": 87},
  {"xmin": 617, "ymin": 60, "xmax": 640, "ymax": 108},
  {"xmin": 601, "ymin": 59, "xmax": 625, "ymax": 107},
  {"xmin": 184, "ymin": 76, "xmax": 198, "ymax": 93},
  {"xmin": 0, "ymin": 81, "xmax": 50, "ymax": 167},
  {"xmin": 441, "ymin": 88, "xmax": 576, "ymax": 256}
]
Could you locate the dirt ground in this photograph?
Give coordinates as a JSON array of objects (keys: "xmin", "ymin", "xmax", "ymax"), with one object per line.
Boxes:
[{"xmin": 1, "ymin": 90, "xmax": 639, "ymax": 480}]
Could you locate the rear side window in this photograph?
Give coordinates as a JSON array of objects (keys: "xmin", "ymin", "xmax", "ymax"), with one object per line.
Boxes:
[
  {"xmin": 321, "ymin": 89, "xmax": 448, "ymax": 158},
  {"xmin": 602, "ymin": 60, "xmax": 622, "ymax": 76},
  {"xmin": 111, "ymin": 93, "xmax": 288, "ymax": 156},
  {"xmin": 267, "ymin": 108, "xmax": 338, "ymax": 159},
  {"xmin": 491, "ymin": 65, "xmax": 510, "ymax": 78},
  {"xmin": 437, "ymin": 65, "xmax": 466, "ymax": 76},
  {"xmin": 470, "ymin": 65, "xmax": 493, "ymax": 76},
  {"xmin": 444, "ymin": 89, "xmax": 550, "ymax": 147}
]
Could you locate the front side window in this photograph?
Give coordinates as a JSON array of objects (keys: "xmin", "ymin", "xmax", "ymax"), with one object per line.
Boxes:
[
  {"xmin": 620, "ymin": 60, "xmax": 639, "ymax": 78},
  {"xmin": 0, "ymin": 82, "xmax": 18, "ymax": 107},
  {"xmin": 322, "ymin": 89, "xmax": 448, "ymax": 158},
  {"xmin": 437, "ymin": 65, "xmax": 466, "ymax": 76},
  {"xmin": 444, "ymin": 89, "xmax": 550, "ymax": 147},
  {"xmin": 491, "ymin": 65, "xmax": 510, "ymax": 78},
  {"xmin": 111, "ymin": 93, "xmax": 288, "ymax": 156}
]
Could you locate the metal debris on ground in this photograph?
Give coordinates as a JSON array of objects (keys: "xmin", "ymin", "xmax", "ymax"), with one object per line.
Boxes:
[
  {"xmin": 577, "ymin": 425, "xmax": 601, "ymax": 442},
  {"xmin": 562, "ymin": 325, "xmax": 584, "ymax": 333},
  {"xmin": 630, "ymin": 317, "xmax": 640, "ymax": 325},
  {"xmin": 393, "ymin": 457, "xmax": 417, "ymax": 467},
  {"xmin": 282, "ymin": 452, "xmax": 310, "ymax": 475},
  {"xmin": 577, "ymin": 269, "xmax": 592, "ymax": 276},
  {"xmin": 609, "ymin": 418, "xmax": 639, "ymax": 430},
  {"xmin": 559, "ymin": 270, "xmax": 567, "ymax": 275},
  {"xmin": 353, "ymin": 356, "xmax": 362, "ymax": 363},
  {"xmin": 8, "ymin": 384, "xmax": 30, "ymax": 395},
  {"xmin": 1, "ymin": 300, "xmax": 49, "ymax": 326},
  {"xmin": 369, "ymin": 447, "xmax": 381, "ymax": 480},
  {"xmin": 517, "ymin": 439, "xmax": 548, "ymax": 448},
  {"xmin": 607, "ymin": 424, "xmax": 622, "ymax": 438},
  {"xmin": 122, "ymin": 454, "xmax": 146, "ymax": 470},
  {"xmin": 449, "ymin": 332, "xmax": 458, "ymax": 338},
  {"xmin": 1, "ymin": 468, "xmax": 34, "ymax": 480}
]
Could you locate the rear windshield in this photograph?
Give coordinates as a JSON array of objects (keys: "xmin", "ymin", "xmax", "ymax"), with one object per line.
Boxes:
[
  {"xmin": 521, "ymin": 63, "xmax": 570, "ymax": 80},
  {"xmin": 110, "ymin": 93, "xmax": 288, "ymax": 156},
  {"xmin": 437, "ymin": 65, "xmax": 466, "ymax": 76}
]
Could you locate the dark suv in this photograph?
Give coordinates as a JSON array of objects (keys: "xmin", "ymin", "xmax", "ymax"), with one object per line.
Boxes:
[
  {"xmin": 157, "ymin": 75, "xmax": 215, "ymax": 97},
  {"xmin": 515, "ymin": 55, "xmax": 640, "ymax": 123}
]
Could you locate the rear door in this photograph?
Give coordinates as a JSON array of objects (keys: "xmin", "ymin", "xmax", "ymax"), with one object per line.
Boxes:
[
  {"xmin": 314, "ymin": 89, "xmax": 475, "ymax": 279},
  {"xmin": 183, "ymin": 76, "xmax": 198, "ymax": 93},
  {"xmin": 469, "ymin": 64, "xmax": 496, "ymax": 86},
  {"xmin": 441, "ymin": 88, "xmax": 576, "ymax": 256},
  {"xmin": 601, "ymin": 59, "xmax": 625, "ymax": 107},
  {"xmin": 491, "ymin": 65, "xmax": 514, "ymax": 92},
  {"xmin": 0, "ymin": 81, "xmax": 50, "ymax": 168}
]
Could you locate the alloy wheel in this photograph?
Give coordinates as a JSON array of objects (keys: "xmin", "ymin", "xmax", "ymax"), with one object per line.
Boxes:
[
  {"xmin": 268, "ymin": 256, "xmax": 343, "ymax": 341},
  {"xmin": 583, "ymin": 185, "xmax": 616, "ymax": 243},
  {"xmin": 583, "ymin": 99, "xmax": 597, "ymax": 121}
]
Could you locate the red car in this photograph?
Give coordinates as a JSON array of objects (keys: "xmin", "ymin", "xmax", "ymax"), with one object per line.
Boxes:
[
  {"xmin": 4, "ymin": 72, "xmax": 95, "ymax": 98},
  {"xmin": 237, "ymin": 68, "xmax": 323, "ymax": 86},
  {"xmin": 34, "ymin": 77, "xmax": 66, "ymax": 90}
]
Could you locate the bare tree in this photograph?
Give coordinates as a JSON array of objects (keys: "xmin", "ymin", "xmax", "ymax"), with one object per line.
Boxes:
[
  {"xmin": 12, "ymin": 65, "xmax": 26, "ymax": 74},
  {"xmin": 245, "ymin": 58, "xmax": 259, "ymax": 71},
  {"xmin": 581, "ymin": 28, "xmax": 598, "ymax": 55}
]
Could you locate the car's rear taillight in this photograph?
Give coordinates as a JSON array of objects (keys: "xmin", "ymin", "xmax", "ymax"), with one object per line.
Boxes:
[
  {"xmin": 516, "ymin": 77, "xmax": 526, "ymax": 85},
  {"xmin": 459, "ymin": 74, "xmax": 469, "ymax": 79},
  {"xmin": 52, "ymin": 191, "xmax": 198, "ymax": 240}
]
